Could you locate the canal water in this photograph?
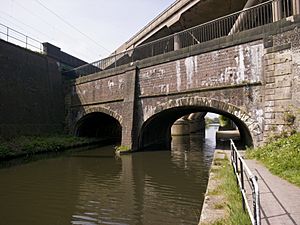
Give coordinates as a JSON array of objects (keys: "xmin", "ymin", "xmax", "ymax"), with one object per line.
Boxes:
[{"xmin": 0, "ymin": 126, "xmax": 218, "ymax": 225}]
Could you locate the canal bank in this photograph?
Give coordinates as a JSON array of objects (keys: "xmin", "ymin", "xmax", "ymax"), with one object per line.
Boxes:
[
  {"xmin": 199, "ymin": 150, "xmax": 251, "ymax": 225},
  {"xmin": 0, "ymin": 135, "xmax": 111, "ymax": 160}
]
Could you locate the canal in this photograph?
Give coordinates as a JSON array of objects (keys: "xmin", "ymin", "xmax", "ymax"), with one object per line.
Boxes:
[{"xmin": 0, "ymin": 126, "xmax": 218, "ymax": 225}]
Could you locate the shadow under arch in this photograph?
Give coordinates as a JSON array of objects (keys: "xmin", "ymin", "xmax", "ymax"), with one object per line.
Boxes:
[
  {"xmin": 138, "ymin": 97, "xmax": 262, "ymax": 151},
  {"xmin": 74, "ymin": 109, "xmax": 122, "ymax": 143}
]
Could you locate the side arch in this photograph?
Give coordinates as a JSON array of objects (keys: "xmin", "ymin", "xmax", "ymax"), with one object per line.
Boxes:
[
  {"xmin": 73, "ymin": 106, "xmax": 123, "ymax": 141},
  {"xmin": 139, "ymin": 96, "xmax": 263, "ymax": 150}
]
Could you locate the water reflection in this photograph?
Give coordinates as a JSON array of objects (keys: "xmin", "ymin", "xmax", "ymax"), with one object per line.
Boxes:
[{"xmin": 0, "ymin": 127, "xmax": 218, "ymax": 225}]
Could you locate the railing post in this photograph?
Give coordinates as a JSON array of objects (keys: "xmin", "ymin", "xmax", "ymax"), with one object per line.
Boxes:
[
  {"xmin": 174, "ymin": 33, "xmax": 181, "ymax": 50},
  {"xmin": 240, "ymin": 159, "xmax": 246, "ymax": 211},
  {"xmin": 273, "ymin": 0, "xmax": 282, "ymax": 22},
  {"xmin": 25, "ymin": 36, "xmax": 28, "ymax": 49},
  {"xmin": 293, "ymin": 0, "xmax": 300, "ymax": 15}
]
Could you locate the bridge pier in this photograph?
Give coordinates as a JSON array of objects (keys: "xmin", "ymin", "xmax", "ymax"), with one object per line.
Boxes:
[{"xmin": 120, "ymin": 67, "xmax": 138, "ymax": 149}]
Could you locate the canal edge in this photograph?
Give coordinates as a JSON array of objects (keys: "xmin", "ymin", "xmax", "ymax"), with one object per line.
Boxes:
[{"xmin": 198, "ymin": 150, "xmax": 227, "ymax": 224}]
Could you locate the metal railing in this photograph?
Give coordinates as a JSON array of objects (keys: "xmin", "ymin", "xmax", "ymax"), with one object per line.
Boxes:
[
  {"xmin": 65, "ymin": 0, "xmax": 296, "ymax": 78},
  {"xmin": 0, "ymin": 23, "xmax": 43, "ymax": 52},
  {"xmin": 230, "ymin": 139, "xmax": 260, "ymax": 225}
]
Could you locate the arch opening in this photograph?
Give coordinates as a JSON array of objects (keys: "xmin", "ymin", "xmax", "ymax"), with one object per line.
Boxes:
[
  {"xmin": 75, "ymin": 112, "xmax": 122, "ymax": 144},
  {"xmin": 138, "ymin": 106, "xmax": 253, "ymax": 151}
]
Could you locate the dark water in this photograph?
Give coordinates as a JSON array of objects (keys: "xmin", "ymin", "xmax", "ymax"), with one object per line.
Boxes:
[{"xmin": 0, "ymin": 126, "xmax": 218, "ymax": 225}]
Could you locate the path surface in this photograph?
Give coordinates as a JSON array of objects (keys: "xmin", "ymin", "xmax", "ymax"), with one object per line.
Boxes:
[{"xmin": 244, "ymin": 159, "xmax": 300, "ymax": 225}]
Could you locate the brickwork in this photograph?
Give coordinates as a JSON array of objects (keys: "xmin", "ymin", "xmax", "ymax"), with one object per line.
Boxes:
[
  {"xmin": 67, "ymin": 18, "xmax": 300, "ymax": 150},
  {"xmin": 138, "ymin": 41, "xmax": 263, "ymax": 96}
]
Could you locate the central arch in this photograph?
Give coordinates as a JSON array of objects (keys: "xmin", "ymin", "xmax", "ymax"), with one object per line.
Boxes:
[{"xmin": 138, "ymin": 97, "xmax": 262, "ymax": 150}]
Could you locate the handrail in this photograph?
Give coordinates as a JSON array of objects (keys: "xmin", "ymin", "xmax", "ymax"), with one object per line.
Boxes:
[
  {"xmin": 0, "ymin": 23, "xmax": 43, "ymax": 52},
  {"xmin": 65, "ymin": 0, "xmax": 295, "ymax": 78},
  {"xmin": 230, "ymin": 139, "xmax": 260, "ymax": 225}
]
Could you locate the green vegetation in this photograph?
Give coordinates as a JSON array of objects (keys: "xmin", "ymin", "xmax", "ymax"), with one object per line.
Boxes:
[
  {"xmin": 115, "ymin": 145, "xmax": 131, "ymax": 154},
  {"xmin": 203, "ymin": 154, "xmax": 251, "ymax": 225},
  {"xmin": 0, "ymin": 135, "xmax": 101, "ymax": 159},
  {"xmin": 247, "ymin": 132, "xmax": 300, "ymax": 187},
  {"xmin": 219, "ymin": 115, "xmax": 230, "ymax": 127},
  {"xmin": 205, "ymin": 117, "xmax": 219, "ymax": 127}
]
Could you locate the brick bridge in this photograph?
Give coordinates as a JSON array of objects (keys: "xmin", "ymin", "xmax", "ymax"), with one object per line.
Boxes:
[{"xmin": 65, "ymin": 15, "xmax": 300, "ymax": 151}]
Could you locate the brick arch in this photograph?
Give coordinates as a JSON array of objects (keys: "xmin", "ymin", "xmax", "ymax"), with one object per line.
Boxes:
[
  {"xmin": 138, "ymin": 96, "xmax": 262, "ymax": 150},
  {"xmin": 147, "ymin": 96, "xmax": 262, "ymax": 136},
  {"xmin": 80, "ymin": 106, "xmax": 123, "ymax": 125},
  {"xmin": 73, "ymin": 106, "xmax": 123, "ymax": 138}
]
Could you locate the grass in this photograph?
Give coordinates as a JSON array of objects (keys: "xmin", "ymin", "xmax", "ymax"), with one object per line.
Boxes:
[
  {"xmin": 202, "ymin": 154, "xmax": 251, "ymax": 225},
  {"xmin": 246, "ymin": 132, "xmax": 300, "ymax": 187},
  {"xmin": 216, "ymin": 157, "xmax": 251, "ymax": 225},
  {"xmin": 0, "ymin": 135, "xmax": 101, "ymax": 159}
]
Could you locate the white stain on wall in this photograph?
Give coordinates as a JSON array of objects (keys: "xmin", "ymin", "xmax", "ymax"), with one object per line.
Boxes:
[
  {"xmin": 238, "ymin": 46, "xmax": 245, "ymax": 83},
  {"xmin": 176, "ymin": 60, "xmax": 181, "ymax": 91},
  {"xmin": 185, "ymin": 57, "xmax": 194, "ymax": 88},
  {"xmin": 250, "ymin": 44, "xmax": 263, "ymax": 82},
  {"xmin": 108, "ymin": 80, "xmax": 114, "ymax": 90}
]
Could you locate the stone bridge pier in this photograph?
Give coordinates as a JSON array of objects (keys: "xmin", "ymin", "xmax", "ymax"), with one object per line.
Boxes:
[{"xmin": 65, "ymin": 17, "xmax": 300, "ymax": 151}]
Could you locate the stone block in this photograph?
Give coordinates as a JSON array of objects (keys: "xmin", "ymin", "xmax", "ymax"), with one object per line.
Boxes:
[
  {"xmin": 274, "ymin": 63, "xmax": 292, "ymax": 76},
  {"xmin": 274, "ymin": 54, "xmax": 292, "ymax": 64},
  {"xmin": 274, "ymin": 87, "xmax": 292, "ymax": 100},
  {"xmin": 264, "ymin": 53, "xmax": 275, "ymax": 60},
  {"xmin": 266, "ymin": 83, "xmax": 276, "ymax": 89},
  {"xmin": 265, "ymin": 107, "xmax": 274, "ymax": 113},
  {"xmin": 275, "ymin": 75, "xmax": 292, "ymax": 88},
  {"xmin": 264, "ymin": 113, "xmax": 275, "ymax": 119},
  {"xmin": 266, "ymin": 65, "xmax": 275, "ymax": 71},
  {"xmin": 265, "ymin": 101, "xmax": 275, "ymax": 107},
  {"xmin": 265, "ymin": 71, "xmax": 274, "ymax": 78},
  {"xmin": 265, "ymin": 89, "xmax": 275, "ymax": 95},
  {"xmin": 274, "ymin": 99, "xmax": 293, "ymax": 107},
  {"xmin": 266, "ymin": 77, "xmax": 275, "ymax": 83}
]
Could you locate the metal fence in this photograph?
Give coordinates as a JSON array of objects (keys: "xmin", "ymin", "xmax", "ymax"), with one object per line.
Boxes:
[
  {"xmin": 65, "ymin": 0, "xmax": 295, "ymax": 78},
  {"xmin": 0, "ymin": 23, "xmax": 43, "ymax": 52},
  {"xmin": 230, "ymin": 139, "xmax": 260, "ymax": 225}
]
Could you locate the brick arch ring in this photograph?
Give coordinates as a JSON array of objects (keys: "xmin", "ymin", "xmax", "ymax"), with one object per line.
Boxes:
[
  {"xmin": 149, "ymin": 96, "xmax": 262, "ymax": 136},
  {"xmin": 76, "ymin": 106, "xmax": 123, "ymax": 126}
]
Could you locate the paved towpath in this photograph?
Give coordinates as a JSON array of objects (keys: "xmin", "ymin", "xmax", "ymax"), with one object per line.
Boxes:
[{"xmin": 244, "ymin": 159, "xmax": 300, "ymax": 225}]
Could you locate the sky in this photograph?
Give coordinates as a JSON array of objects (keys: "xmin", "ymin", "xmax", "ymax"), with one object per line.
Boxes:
[{"xmin": 0, "ymin": 0, "xmax": 175, "ymax": 63}]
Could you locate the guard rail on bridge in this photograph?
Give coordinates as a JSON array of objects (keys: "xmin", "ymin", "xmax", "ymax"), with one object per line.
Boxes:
[
  {"xmin": 65, "ymin": 0, "xmax": 295, "ymax": 78},
  {"xmin": 230, "ymin": 139, "xmax": 260, "ymax": 225},
  {"xmin": 0, "ymin": 23, "xmax": 43, "ymax": 52}
]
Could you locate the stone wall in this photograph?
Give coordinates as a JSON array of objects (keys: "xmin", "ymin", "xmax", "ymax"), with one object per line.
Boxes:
[
  {"xmin": 0, "ymin": 40, "xmax": 64, "ymax": 137},
  {"xmin": 263, "ymin": 26, "xmax": 300, "ymax": 139}
]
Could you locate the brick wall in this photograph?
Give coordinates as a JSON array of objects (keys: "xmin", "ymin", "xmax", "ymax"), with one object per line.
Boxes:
[{"xmin": 0, "ymin": 40, "xmax": 64, "ymax": 137}]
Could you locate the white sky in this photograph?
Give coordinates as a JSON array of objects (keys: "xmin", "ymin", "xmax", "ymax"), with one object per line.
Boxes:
[{"xmin": 0, "ymin": 0, "xmax": 175, "ymax": 63}]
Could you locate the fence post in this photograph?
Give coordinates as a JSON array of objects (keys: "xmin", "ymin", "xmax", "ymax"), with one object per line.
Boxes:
[{"xmin": 240, "ymin": 159, "xmax": 246, "ymax": 211}]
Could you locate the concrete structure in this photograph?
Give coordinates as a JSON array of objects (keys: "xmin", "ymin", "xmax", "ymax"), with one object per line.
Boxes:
[
  {"xmin": 114, "ymin": 0, "xmax": 249, "ymax": 54},
  {"xmin": 65, "ymin": 14, "xmax": 300, "ymax": 151}
]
